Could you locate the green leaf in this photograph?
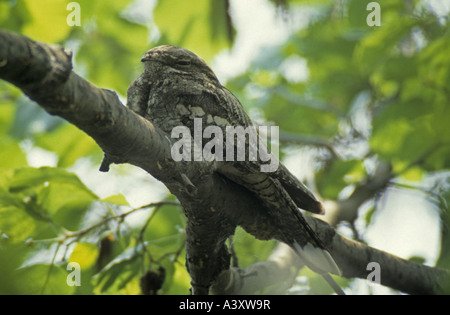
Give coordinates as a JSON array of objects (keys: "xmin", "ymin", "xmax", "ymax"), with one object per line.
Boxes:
[
  {"xmin": 3, "ymin": 167, "xmax": 98, "ymax": 235},
  {"xmin": 418, "ymin": 36, "xmax": 450, "ymax": 90},
  {"xmin": 0, "ymin": 183, "xmax": 60, "ymax": 242},
  {"xmin": 93, "ymin": 244, "xmax": 142, "ymax": 294},
  {"xmin": 22, "ymin": 0, "xmax": 72, "ymax": 43},
  {"xmin": 401, "ymin": 166, "xmax": 424, "ymax": 182},
  {"xmin": 154, "ymin": 0, "xmax": 232, "ymax": 61},
  {"xmin": 264, "ymin": 92, "xmax": 339, "ymax": 137},
  {"xmin": 35, "ymin": 124, "xmax": 101, "ymax": 168},
  {"xmin": 0, "ymin": 195, "xmax": 37, "ymax": 242},
  {"xmin": 0, "ymin": 137, "xmax": 27, "ymax": 169},
  {"xmin": 0, "ymin": 243, "xmax": 33, "ymax": 294},
  {"xmin": 53, "ymin": 199, "xmax": 96, "ymax": 231},
  {"xmin": 0, "ymin": 100, "xmax": 15, "ymax": 136},
  {"xmin": 316, "ymin": 160, "xmax": 364, "ymax": 200},
  {"xmin": 163, "ymin": 260, "xmax": 191, "ymax": 295},
  {"xmin": 14, "ymin": 264, "xmax": 75, "ymax": 295},
  {"xmin": 370, "ymin": 115, "xmax": 412, "ymax": 160},
  {"xmin": 9, "ymin": 167, "xmax": 95, "ymax": 194},
  {"xmin": 69, "ymin": 242, "xmax": 99, "ymax": 270},
  {"xmin": 424, "ymin": 145, "xmax": 450, "ymax": 171},
  {"xmin": 0, "ymin": 0, "xmax": 30, "ymax": 32},
  {"xmin": 144, "ymin": 201, "xmax": 184, "ymax": 241},
  {"xmin": 0, "ymin": 169, "xmax": 13, "ymax": 191},
  {"xmin": 371, "ymin": 56, "xmax": 417, "ymax": 98},
  {"xmin": 102, "ymin": 193, "xmax": 130, "ymax": 206},
  {"xmin": 408, "ymin": 255, "xmax": 426, "ymax": 265},
  {"xmin": 232, "ymin": 227, "xmax": 277, "ymax": 268},
  {"xmin": 364, "ymin": 204, "xmax": 376, "ymax": 226},
  {"xmin": 38, "ymin": 180, "xmax": 97, "ymax": 217},
  {"xmin": 354, "ymin": 15, "xmax": 417, "ymax": 74},
  {"xmin": 73, "ymin": 0, "xmax": 149, "ymax": 95},
  {"xmin": 370, "ymin": 80, "xmax": 449, "ymax": 172},
  {"xmin": 347, "ymin": 0, "xmax": 367, "ymax": 28}
]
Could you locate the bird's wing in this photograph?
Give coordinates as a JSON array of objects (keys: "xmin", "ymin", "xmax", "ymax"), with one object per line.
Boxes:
[
  {"xmin": 273, "ymin": 163, "xmax": 324, "ymax": 214},
  {"xmin": 126, "ymin": 74, "xmax": 151, "ymax": 116},
  {"xmin": 215, "ymin": 86, "xmax": 324, "ymax": 214},
  {"xmin": 161, "ymin": 78, "xmax": 342, "ymax": 279}
]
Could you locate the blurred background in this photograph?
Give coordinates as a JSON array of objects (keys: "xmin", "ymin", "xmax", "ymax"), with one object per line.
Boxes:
[{"xmin": 0, "ymin": 0, "xmax": 449, "ymax": 294}]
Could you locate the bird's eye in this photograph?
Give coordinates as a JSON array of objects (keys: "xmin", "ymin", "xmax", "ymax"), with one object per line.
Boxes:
[{"xmin": 176, "ymin": 60, "xmax": 191, "ymax": 66}]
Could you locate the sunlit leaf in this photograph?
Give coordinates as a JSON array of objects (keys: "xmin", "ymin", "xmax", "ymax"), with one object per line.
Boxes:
[
  {"xmin": 0, "ymin": 199, "xmax": 37, "ymax": 242},
  {"xmin": 69, "ymin": 242, "xmax": 99, "ymax": 270},
  {"xmin": 22, "ymin": 0, "xmax": 71, "ymax": 43},
  {"xmin": 102, "ymin": 194, "xmax": 130, "ymax": 206},
  {"xmin": 38, "ymin": 180, "xmax": 97, "ymax": 217},
  {"xmin": 401, "ymin": 166, "xmax": 424, "ymax": 182},
  {"xmin": 35, "ymin": 124, "xmax": 101, "ymax": 168},
  {"xmin": 3, "ymin": 167, "xmax": 98, "ymax": 235},
  {"xmin": 0, "ymin": 137, "xmax": 27, "ymax": 169},
  {"xmin": 154, "ymin": 0, "xmax": 233, "ymax": 61},
  {"xmin": 9, "ymin": 167, "xmax": 95, "ymax": 194},
  {"xmin": 73, "ymin": 0, "xmax": 149, "ymax": 94}
]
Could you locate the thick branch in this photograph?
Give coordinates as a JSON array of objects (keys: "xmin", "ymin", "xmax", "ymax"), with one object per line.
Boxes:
[
  {"xmin": 278, "ymin": 130, "xmax": 339, "ymax": 158},
  {"xmin": 323, "ymin": 161, "xmax": 393, "ymax": 225},
  {"xmin": 316, "ymin": 216, "xmax": 450, "ymax": 295},
  {"xmin": 211, "ymin": 243, "xmax": 303, "ymax": 294},
  {"xmin": 0, "ymin": 30, "xmax": 174, "ymax": 183},
  {"xmin": 212, "ymin": 217, "xmax": 450, "ymax": 295}
]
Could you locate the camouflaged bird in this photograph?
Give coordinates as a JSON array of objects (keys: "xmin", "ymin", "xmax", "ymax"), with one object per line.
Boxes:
[{"xmin": 127, "ymin": 45, "xmax": 342, "ymax": 287}]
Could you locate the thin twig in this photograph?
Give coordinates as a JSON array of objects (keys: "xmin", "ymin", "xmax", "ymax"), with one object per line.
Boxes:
[
  {"xmin": 64, "ymin": 201, "xmax": 180, "ymax": 240},
  {"xmin": 41, "ymin": 242, "xmax": 61, "ymax": 294},
  {"xmin": 278, "ymin": 130, "xmax": 341, "ymax": 159}
]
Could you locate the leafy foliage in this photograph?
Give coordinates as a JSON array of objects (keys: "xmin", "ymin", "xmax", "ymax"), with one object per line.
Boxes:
[{"xmin": 0, "ymin": 0, "xmax": 449, "ymax": 295}]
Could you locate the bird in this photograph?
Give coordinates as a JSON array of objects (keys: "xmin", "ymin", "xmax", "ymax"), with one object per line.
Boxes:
[{"xmin": 127, "ymin": 45, "xmax": 343, "ymax": 294}]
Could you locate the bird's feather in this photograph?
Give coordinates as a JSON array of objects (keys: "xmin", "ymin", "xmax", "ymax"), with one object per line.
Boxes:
[{"xmin": 127, "ymin": 45, "xmax": 342, "ymax": 293}]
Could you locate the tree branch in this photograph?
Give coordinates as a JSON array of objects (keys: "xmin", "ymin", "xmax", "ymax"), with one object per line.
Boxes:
[
  {"xmin": 323, "ymin": 160, "xmax": 393, "ymax": 226},
  {"xmin": 211, "ymin": 243, "xmax": 303, "ymax": 294},
  {"xmin": 1, "ymin": 29, "xmax": 449, "ymax": 294},
  {"xmin": 278, "ymin": 130, "xmax": 340, "ymax": 159},
  {"xmin": 212, "ymin": 217, "xmax": 450, "ymax": 295}
]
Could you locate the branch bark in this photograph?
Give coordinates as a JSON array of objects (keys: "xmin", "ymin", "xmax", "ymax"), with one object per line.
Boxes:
[
  {"xmin": 1, "ymin": 29, "xmax": 449, "ymax": 294},
  {"xmin": 211, "ymin": 243, "xmax": 304, "ymax": 295},
  {"xmin": 323, "ymin": 160, "xmax": 393, "ymax": 226},
  {"xmin": 211, "ymin": 216, "xmax": 450, "ymax": 295}
]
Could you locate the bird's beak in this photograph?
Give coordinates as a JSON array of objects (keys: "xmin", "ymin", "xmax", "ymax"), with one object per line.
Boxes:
[
  {"xmin": 141, "ymin": 48, "xmax": 167, "ymax": 62},
  {"xmin": 141, "ymin": 51, "xmax": 153, "ymax": 62}
]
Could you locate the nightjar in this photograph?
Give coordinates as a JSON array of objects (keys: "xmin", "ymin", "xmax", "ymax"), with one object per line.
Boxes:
[{"xmin": 127, "ymin": 45, "xmax": 341, "ymax": 281}]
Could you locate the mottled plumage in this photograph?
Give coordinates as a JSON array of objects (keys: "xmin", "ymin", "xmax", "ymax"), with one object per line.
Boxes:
[{"xmin": 127, "ymin": 45, "xmax": 341, "ymax": 279}]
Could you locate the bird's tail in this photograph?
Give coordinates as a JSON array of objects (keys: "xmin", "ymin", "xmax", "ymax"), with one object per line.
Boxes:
[
  {"xmin": 292, "ymin": 242, "xmax": 345, "ymax": 295},
  {"xmin": 322, "ymin": 273, "xmax": 345, "ymax": 295}
]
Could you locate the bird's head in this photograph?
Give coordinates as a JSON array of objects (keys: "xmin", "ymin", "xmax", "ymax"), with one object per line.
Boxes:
[{"xmin": 141, "ymin": 45, "xmax": 219, "ymax": 83}]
